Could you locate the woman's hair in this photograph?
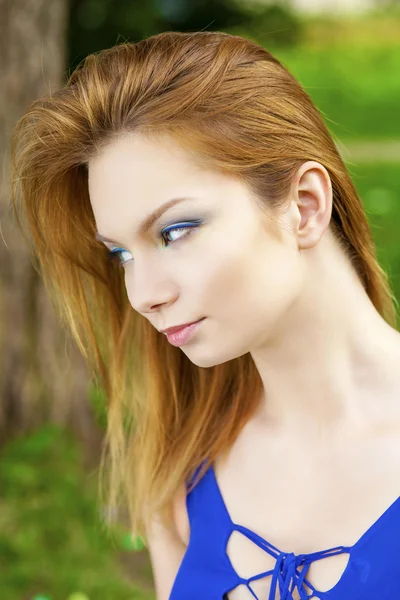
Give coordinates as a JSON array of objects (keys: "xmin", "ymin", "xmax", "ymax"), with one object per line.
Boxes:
[{"xmin": 10, "ymin": 30, "xmax": 398, "ymax": 541}]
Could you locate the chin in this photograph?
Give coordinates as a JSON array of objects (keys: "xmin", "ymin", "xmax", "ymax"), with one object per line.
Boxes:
[
  {"xmin": 183, "ymin": 347, "xmax": 245, "ymax": 369},
  {"xmin": 183, "ymin": 353, "xmax": 219, "ymax": 369}
]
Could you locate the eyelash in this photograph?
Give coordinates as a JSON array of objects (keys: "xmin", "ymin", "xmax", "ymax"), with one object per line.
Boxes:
[{"xmin": 106, "ymin": 220, "xmax": 202, "ymax": 268}]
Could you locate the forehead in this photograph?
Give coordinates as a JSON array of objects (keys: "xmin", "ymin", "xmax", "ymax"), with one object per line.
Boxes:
[
  {"xmin": 88, "ymin": 133, "xmax": 242, "ymax": 215},
  {"xmin": 88, "ymin": 133, "xmax": 201, "ymax": 191},
  {"xmin": 87, "ymin": 134, "xmax": 203, "ymax": 228}
]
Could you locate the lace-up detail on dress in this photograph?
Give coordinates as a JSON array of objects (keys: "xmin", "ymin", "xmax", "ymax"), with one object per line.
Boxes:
[
  {"xmin": 267, "ymin": 546, "xmax": 348, "ymax": 599},
  {"xmin": 223, "ymin": 524, "xmax": 351, "ymax": 599}
]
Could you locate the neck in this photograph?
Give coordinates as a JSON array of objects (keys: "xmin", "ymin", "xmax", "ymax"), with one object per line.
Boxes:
[{"xmin": 251, "ymin": 235, "xmax": 400, "ymax": 438}]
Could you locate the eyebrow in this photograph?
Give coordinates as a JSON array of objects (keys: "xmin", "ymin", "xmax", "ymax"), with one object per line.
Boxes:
[{"xmin": 95, "ymin": 196, "xmax": 196, "ymax": 245}]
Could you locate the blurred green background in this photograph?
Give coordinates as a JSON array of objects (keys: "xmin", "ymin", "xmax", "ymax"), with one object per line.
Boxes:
[{"xmin": 2, "ymin": 1, "xmax": 400, "ymax": 599}]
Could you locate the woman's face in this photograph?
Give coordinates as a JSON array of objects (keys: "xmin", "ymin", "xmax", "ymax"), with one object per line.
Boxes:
[{"xmin": 88, "ymin": 133, "xmax": 305, "ymax": 368}]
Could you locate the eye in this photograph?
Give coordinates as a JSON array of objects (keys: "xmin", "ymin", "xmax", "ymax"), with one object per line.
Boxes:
[
  {"xmin": 107, "ymin": 247, "xmax": 132, "ymax": 267},
  {"xmin": 106, "ymin": 220, "xmax": 201, "ymax": 268},
  {"xmin": 160, "ymin": 221, "xmax": 200, "ymax": 247}
]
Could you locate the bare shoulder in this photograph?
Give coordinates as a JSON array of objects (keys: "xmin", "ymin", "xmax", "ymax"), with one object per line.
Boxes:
[{"xmin": 146, "ymin": 482, "xmax": 190, "ymax": 600}]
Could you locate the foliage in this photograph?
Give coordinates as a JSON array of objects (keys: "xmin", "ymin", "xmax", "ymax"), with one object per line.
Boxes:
[
  {"xmin": 272, "ymin": 44, "xmax": 400, "ymax": 141},
  {"xmin": 66, "ymin": 0, "xmax": 303, "ymax": 71},
  {"xmin": 88, "ymin": 379, "xmax": 108, "ymax": 430},
  {"xmin": 351, "ymin": 161, "xmax": 400, "ymax": 310},
  {"xmin": 0, "ymin": 425, "xmax": 153, "ymax": 600}
]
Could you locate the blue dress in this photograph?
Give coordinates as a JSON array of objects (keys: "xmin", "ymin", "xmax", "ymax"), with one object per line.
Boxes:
[{"xmin": 168, "ymin": 461, "xmax": 400, "ymax": 599}]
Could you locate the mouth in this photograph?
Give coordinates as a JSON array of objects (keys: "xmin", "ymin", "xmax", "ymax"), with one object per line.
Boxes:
[
  {"xmin": 161, "ymin": 318, "xmax": 205, "ymax": 335},
  {"xmin": 165, "ymin": 318, "xmax": 206, "ymax": 347}
]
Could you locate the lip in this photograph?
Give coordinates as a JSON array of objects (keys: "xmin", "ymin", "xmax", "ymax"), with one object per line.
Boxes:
[
  {"xmin": 165, "ymin": 318, "xmax": 205, "ymax": 347},
  {"xmin": 161, "ymin": 318, "xmax": 204, "ymax": 335}
]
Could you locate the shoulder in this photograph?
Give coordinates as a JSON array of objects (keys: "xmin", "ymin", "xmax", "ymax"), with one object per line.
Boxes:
[{"xmin": 145, "ymin": 490, "xmax": 189, "ymax": 600}]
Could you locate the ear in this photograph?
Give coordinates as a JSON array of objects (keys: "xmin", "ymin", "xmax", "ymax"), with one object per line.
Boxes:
[{"xmin": 292, "ymin": 161, "xmax": 333, "ymax": 250}]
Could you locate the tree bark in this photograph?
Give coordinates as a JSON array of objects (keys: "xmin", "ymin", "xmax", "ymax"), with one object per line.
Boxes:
[{"xmin": 0, "ymin": 0, "xmax": 100, "ymax": 448}]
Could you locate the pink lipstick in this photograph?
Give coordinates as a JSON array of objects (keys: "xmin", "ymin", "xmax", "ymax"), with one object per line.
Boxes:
[{"xmin": 166, "ymin": 318, "xmax": 205, "ymax": 347}]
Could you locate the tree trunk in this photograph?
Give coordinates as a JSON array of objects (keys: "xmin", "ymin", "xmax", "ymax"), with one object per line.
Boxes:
[{"xmin": 0, "ymin": 0, "xmax": 100, "ymax": 449}]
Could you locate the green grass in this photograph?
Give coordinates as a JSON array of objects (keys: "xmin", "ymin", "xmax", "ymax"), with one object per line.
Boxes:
[
  {"xmin": 226, "ymin": 14, "xmax": 400, "ymax": 142},
  {"xmin": 273, "ymin": 44, "xmax": 400, "ymax": 142},
  {"xmin": 0, "ymin": 425, "xmax": 154, "ymax": 600},
  {"xmin": 350, "ymin": 161, "xmax": 400, "ymax": 307}
]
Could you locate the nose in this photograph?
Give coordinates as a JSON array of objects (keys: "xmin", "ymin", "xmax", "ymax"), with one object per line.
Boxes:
[{"xmin": 124, "ymin": 258, "xmax": 178, "ymax": 315}]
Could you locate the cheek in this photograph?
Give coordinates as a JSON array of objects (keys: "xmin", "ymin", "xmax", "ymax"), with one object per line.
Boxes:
[
  {"xmin": 201, "ymin": 234, "xmax": 302, "ymax": 327},
  {"xmin": 197, "ymin": 238, "xmax": 260, "ymax": 314}
]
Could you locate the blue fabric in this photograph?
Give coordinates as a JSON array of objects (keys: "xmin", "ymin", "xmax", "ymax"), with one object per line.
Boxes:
[{"xmin": 169, "ymin": 461, "xmax": 400, "ymax": 599}]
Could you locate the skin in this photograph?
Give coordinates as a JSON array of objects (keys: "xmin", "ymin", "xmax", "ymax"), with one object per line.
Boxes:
[{"xmin": 89, "ymin": 132, "xmax": 400, "ymax": 598}]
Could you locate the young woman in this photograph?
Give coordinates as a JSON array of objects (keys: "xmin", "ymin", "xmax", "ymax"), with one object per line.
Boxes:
[{"xmin": 10, "ymin": 30, "xmax": 400, "ymax": 600}]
